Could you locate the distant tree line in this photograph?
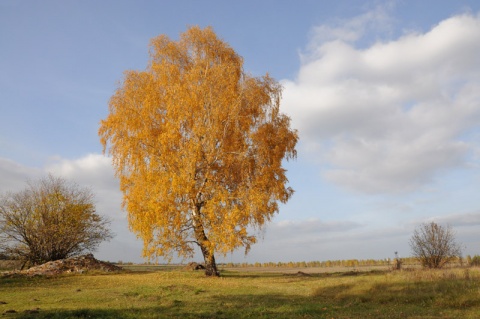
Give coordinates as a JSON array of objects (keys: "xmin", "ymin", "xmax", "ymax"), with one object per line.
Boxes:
[
  {"xmin": 219, "ymin": 256, "xmax": 474, "ymax": 269},
  {"xmin": 466, "ymin": 255, "xmax": 480, "ymax": 266},
  {"xmin": 222, "ymin": 258, "xmax": 395, "ymax": 269}
]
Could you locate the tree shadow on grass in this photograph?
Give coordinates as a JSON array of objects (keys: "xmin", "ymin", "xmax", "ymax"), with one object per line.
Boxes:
[
  {"xmin": 4, "ymin": 271, "xmax": 478, "ymax": 319},
  {"xmin": 311, "ymin": 278, "xmax": 480, "ymax": 316},
  {"xmin": 11, "ymin": 308, "xmax": 146, "ymax": 319},
  {"xmin": 5, "ymin": 286, "xmax": 442, "ymax": 319},
  {"xmin": 220, "ymin": 269, "xmax": 389, "ymax": 279},
  {"xmin": 9, "ymin": 294, "xmax": 326, "ymax": 319}
]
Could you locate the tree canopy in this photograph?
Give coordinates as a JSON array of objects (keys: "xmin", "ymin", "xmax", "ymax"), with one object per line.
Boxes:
[
  {"xmin": 0, "ymin": 175, "xmax": 113, "ymax": 268},
  {"xmin": 409, "ymin": 221, "xmax": 463, "ymax": 269},
  {"xmin": 99, "ymin": 26, "xmax": 298, "ymax": 276}
]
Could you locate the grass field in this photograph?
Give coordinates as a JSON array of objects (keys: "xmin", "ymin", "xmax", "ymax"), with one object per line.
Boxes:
[{"xmin": 1, "ymin": 265, "xmax": 480, "ymax": 318}]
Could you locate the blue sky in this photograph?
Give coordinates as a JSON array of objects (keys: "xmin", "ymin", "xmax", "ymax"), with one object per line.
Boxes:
[{"xmin": 1, "ymin": 0, "xmax": 480, "ymax": 264}]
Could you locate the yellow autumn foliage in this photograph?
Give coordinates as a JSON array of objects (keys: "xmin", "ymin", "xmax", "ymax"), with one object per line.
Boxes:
[{"xmin": 99, "ymin": 26, "xmax": 297, "ymax": 274}]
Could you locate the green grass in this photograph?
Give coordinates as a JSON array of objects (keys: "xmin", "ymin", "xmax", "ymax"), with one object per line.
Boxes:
[{"xmin": 1, "ymin": 267, "xmax": 480, "ymax": 318}]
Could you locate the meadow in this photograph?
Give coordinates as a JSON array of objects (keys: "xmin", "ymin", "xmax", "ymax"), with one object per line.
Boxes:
[{"xmin": 1, "ymin": 265, "xmax": 480, "ymax": 318}]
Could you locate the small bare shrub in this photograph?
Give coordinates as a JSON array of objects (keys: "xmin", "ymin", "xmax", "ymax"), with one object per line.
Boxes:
[{"xmin": 409, "ymin": 222, "xmax": 462, "ymax": 269}]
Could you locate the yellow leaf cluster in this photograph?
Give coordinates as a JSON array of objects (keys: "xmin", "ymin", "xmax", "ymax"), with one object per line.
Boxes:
[{"xmin": 99, "ymin": 26, "xmax": 298, "ymax": 262}]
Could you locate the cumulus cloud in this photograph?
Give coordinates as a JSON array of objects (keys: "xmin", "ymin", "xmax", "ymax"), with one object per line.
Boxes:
[
  {"xmin": 45, "ymin": 154, "xmax": 122, "ymax": 219},
  {"xmin": 410, "ymin": 211, "xmax": 480, "ymax": 228},
  {"xmin": 45, "ymin": 154, "xmax": 118, "ymax": 193},
  {"xmin": 282, "ymin": 12, "xmax": 480, "ymax": 194},
  {"xmin": 307, "ymin": 3, "xmax": 394, "ymax": 49}
]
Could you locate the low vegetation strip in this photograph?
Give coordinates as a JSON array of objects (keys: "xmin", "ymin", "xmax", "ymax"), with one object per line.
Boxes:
[{"xmin": 1, "ymin": 266, "xmax": 480, "ymax": 318}]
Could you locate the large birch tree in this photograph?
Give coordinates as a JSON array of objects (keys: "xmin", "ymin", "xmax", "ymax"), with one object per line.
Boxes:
[{"xmin": 99, "ymin": 26, "xmax": 298, "ymax": 276}]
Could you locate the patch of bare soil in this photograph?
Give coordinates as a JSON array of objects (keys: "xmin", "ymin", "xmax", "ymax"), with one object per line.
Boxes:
[
  {"xmin": 222, "ymin": 265, "xmax": 390, "ymax": 274},
  {"xmin": 1, "ymin": 254, "xmax": 122, "ymax": 277}
]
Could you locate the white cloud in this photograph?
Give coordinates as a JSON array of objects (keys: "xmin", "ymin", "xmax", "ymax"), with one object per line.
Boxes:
[
  {"xmin": 306, "ymin": 3, "xmax": 395, "ymax": 52},
  {"xmin": 45, "ymin": 154, "xmax": 118, "ymax": 193},
  {"xmin": 282, "ymin": 12, "xmax": 480, "ymax": 193},
  {"xmin": 43, "ymin": 154, "xmax": 123, "ymax": 223},
  {"xmin": 0, "ymin": 157, "xmax": 42, "ymax": 193},
  {"xmin": 410, "ymin": 211, "xmax": 480, "ymax": 228}
]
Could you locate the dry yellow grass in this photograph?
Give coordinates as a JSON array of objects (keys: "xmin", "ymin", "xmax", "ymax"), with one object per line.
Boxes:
[{"xmin": 1, "ymin": 266, "xmax": 480, "ymax": 318}]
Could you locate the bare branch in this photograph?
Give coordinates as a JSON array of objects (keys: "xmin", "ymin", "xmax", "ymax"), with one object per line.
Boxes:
[
  {"xmin": 409, "ymin": 222, "xmax": 463, "ymax": 269},
  {"xmin": 0, "ymin": 175, "xmax": 113, "ymax": 266}
]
